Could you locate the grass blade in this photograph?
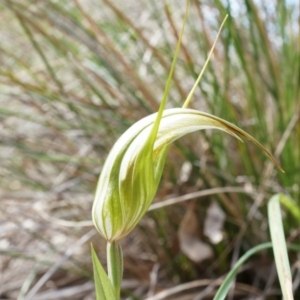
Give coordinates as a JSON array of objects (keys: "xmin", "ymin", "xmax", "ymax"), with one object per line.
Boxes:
[
  {"xmin": 213, "ymin": 242, "xmax": 272, "ymax": 300},
  {"xmin": 279, "ymin": 194, "xmax": 300, "ymax": 221},
  {"xmin": 268, "ymin": 194, "xmax": 294, "ymax": 300}
]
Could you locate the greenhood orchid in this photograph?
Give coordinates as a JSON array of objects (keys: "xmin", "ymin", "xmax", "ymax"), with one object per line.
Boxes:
[{"xmin": 92, "ymin": 12, "xmax": 282, "ymax": 243}]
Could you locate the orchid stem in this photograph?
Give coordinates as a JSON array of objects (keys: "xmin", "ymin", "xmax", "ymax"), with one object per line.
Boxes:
[{"xmin": 107, "ymin": 241, "xmax": 123, "ymax": 299}]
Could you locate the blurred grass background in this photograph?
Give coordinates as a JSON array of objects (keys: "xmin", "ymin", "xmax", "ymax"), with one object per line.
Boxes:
[{"xmin": 0, "ymin": 0, "xmax": 299, "ymax": 299}]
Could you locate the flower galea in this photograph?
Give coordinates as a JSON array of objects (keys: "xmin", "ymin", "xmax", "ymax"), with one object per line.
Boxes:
[{"xmin": 92, "ymin": 107, "xmax": 281, "ymax": 242}]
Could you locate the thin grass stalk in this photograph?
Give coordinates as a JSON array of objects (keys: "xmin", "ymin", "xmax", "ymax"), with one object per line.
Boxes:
[
  {"xmin": 101, "ymin": 0, "xmax": 187, "ymax": 100},
  {"xmin": 6, "ymin": 1, "xmax": 64, "ymax": 94},
  {"xmin": 74, "ymin": 0, "xmax": 158, "ymax": 111}
]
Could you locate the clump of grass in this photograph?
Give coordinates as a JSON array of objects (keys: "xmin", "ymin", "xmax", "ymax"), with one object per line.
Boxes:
[{"xmin": 0, "ymin": 0, "xmax": 299, "ymax": 299}]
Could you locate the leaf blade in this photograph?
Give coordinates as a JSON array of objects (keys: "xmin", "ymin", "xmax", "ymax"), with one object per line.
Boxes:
[
  {"xmin": 91, "ymin": 244, "xmax": 117, "ymax": 300},
  {"xmin": 213, "ymin": 243, "xmax": 273, "ymax": 300}
]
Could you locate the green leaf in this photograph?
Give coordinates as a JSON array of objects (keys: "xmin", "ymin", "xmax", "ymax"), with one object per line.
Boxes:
[
  {"xmin": 279, "ymin": 194, "xmax": 300, "ymax": 221},
  {"xmin": 268, "ymin": 194, "xmax": 294, "ymax": 300},
  {"xmin": 213, "ymin": 243, "xmax": 273, "ymax": 300},
  {"xmin": 91, "ymin": 244, "xmax": 117, "ymax": 300}
]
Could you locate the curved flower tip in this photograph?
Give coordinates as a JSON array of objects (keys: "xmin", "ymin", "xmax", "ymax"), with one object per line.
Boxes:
[{"xmin": 92, "ymin": 108, "xmax": 282, "ymax": 241}]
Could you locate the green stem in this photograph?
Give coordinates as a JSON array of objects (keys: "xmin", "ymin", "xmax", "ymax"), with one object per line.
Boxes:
[{"xmin": 107, "ymin": 241, "xmax": 123, "ymax": 299}]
